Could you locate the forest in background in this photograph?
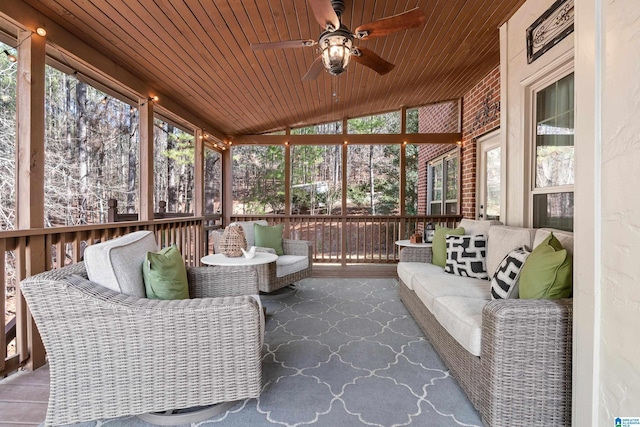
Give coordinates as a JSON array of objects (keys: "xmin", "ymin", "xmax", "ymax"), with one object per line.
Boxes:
[{"xmin": 232, "ymin": 111, "xmax": 420, "ymax": 216}]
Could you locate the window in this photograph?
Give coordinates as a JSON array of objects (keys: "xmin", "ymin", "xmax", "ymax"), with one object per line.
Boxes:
[
  {"xmin": 348, "ymin": 111, "xmax": 400, "ymax": 134},
  {"xmin": 532, "ymin": 72, "xmax": 574, "ymax": 231},
  {"xmin": 232, "ymin": 145, "xmax": 285, "ymax": 214},
  {"xmin": 153, "ymin": 118, "xmax": 194, "ymax": 214},
  {"xmin": 291, "ymin": 145, "xmax": 342, "ymax": 215},
  {"xmin": 291, "ymin": 121, "xmax": 342, "ymax": 135},
  {"xmin": 347, "ymin": 144, "xmax": 399, "ymax": 215},
  {"xmin": 427, "ymin": 150, "xmax": 459, "ymax": 215},
  {"xmin": 44, "ymin": 64, "xmax": 139, "ymax": 226}
]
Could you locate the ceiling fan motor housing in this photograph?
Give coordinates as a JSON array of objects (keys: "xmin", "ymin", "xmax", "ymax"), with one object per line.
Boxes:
[{"xmin": 331, "ymin": 0, "xmax": 346, "ymax": 18}]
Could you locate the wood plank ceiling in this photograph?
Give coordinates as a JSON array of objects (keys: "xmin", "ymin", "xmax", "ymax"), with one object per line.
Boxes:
[{"xmin": 22, "ymin": 0, "xmax": 525, "ymax": 137}]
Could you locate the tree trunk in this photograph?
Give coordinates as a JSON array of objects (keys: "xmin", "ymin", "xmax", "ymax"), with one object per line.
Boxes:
[
  {"xmin": 166, "ymin": 124, "xmax": 177, "ymax": 212},
  {"xmin": 127, "ymin": 105, "xmax": 137, "ymax": 213},
  {"xmin": 76, "ymin": 81, "xmax": 88, "ymax": 225}
]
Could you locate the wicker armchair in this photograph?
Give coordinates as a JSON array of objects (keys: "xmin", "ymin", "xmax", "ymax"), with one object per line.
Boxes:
[
  {"xmin": 21, "ymin": 261, "xmax": 263, "ymax": 426},
  {"xmin": 213, "ymin": 220, "xmax": 313, "ymax": 293}
]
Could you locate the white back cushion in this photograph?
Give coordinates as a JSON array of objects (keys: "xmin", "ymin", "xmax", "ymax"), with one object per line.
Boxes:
[
  {"xmin": 229, "ymin": 220, "xmax": 269, "ymax": 247},
  {"xmin": 533, "ymin": 228, "xmax": 574, "ymax": 256},
  {"xmin": 486, "ymin": 226, "xmax": 536, "ymax": 278},
  {"xmin": 84, "ymin": 230, "xmax": 158, "ymax": 297},
  {"xmin": 458, "ymin": 219, "xmax": 502, "ymax": 237}
]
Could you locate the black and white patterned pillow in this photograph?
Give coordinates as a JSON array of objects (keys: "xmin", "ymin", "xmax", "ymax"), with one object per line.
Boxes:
[
  {"xmin": 444, "ymin": 234, "xmax": 488, "ymax": 279},
  {"xmin": 490, "ymin": 248, "xmax": 530, "ymax": 299}
]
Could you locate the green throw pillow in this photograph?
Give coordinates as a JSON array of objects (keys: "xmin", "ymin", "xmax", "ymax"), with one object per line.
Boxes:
[
  {"xmin": 254, "ymin": 223, "xmax": 284, "ymax": 256},
  {"xmin": 519, "ymin": 233, "xmax": 572, "ymax": 299},
  {"xmin": 432, "ymin": 225, "xmax": 465, "ymax": 268},
  {"xmin": 143, "ymin": 245, "xmax": 189, "ymax": 300}
]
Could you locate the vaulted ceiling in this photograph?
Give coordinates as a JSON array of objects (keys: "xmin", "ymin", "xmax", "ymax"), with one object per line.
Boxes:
[{"xmin": 21, "ymin": 0, "xmax": 525, "ymax": 136}]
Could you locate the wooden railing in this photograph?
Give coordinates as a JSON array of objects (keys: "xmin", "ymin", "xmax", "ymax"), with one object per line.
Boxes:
[
  {"xmin": 1, "ymin": 216, "xmax": 213, "ymax": 377},
  {"xmin": 230, "ymin": 214, "xmax": 462, "ymax": 264}
]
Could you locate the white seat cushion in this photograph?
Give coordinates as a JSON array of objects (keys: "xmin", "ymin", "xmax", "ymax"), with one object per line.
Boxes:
[
  {"xmin": 413, "ymin": 272, "xmax": 491, "ymax": 312},
  {"xmin": 397, "ymin": 262, "xmax": 444, "ymax": 291},
  {"xmin": 276, "ymin": 255, "xmax": 308, "ymax": 278},
  {"xmin": 431, "ymin": 296, "xmax": 486, "ymax": 356},
  {"xmin": 397, "ymin": 262, "xmax": 439, "ymax": 290},
  {"xmin": 229, "ymin": 220, "xmax": 269, "ymax": 247},
  {"xmin": 84, "ymin": 230, "xmax": 158, "ymax": 297}
]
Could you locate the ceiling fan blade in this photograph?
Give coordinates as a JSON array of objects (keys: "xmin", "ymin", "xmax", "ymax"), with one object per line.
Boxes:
[
  {"xmin": 251, "ymin": 39, "xmax": 316, "ymax": 51},
  {"xmin": 302, "ymin": 56, "xmax": 325, "ymax": 81},
  {"xmin": 308, "ymin": 0, "xmax": 340, "ymax": 31},
  {"xmin": 354, "ymin": 8, "xmax": 426, "ymax": 40},
  {"xmin": 352, "ymin": 47, "xmax": 395, "ymax": 75}
]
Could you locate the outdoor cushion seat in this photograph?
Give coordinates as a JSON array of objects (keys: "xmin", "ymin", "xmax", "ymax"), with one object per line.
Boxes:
[
  {"xmin": 431, "ymin": 296, "xmax": 485, "ymax": 356},
  {"xmin": 276, "ymin": 255, "xmax": 309, "ymax": 278},
  {"xmin": 413, "ymin": 272, "xmax": 491, "ymax": 312}
]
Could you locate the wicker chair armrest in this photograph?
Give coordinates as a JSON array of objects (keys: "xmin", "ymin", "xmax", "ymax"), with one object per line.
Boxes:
[
  {"xmin": 283, "ymin": 239, "xmax": 312, "ymax": 257},
  {"xmin": 399, "ymin": 246, "xmax": 433, "ymax": 263},
  {"xmin": 481, "ymin": 298, "xmax": 573, "ymax": 425},
  {"xmin": 187, "ymin": 266, "xmax": 259, "ymax": 298},
  {"xmin": 255, "ymin": 246, "xmax": 277, "ymax": 254}
]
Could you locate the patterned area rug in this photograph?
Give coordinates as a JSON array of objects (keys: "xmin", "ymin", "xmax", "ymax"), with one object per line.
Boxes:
[{"xmin": 62, "ymin": 278, "xmax": 481, "ymax": 427}]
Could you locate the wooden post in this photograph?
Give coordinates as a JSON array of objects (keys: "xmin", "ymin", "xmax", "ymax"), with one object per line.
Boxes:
[
  {"xmin": 222, "ymin": 147, "xmax": 233, "ymax": 226},
  {"xmin": 341, "ymin": 118, "xmax": 348, "ymax": 266},
  {"xmin": 139, "ymin": 97, "xmax": 154, "ymax": 221},
  {"xmin": 15, "ymin": 30, "xmax": 47, "ymax": 370},
  {"xmin": 284, "ymin": 128, "xmax": 291, "ymax": 238},
  {"xmin": 194, "ymin": 129, "xmax": 204, "ymax": 217},
  {"xmin": 400, "ymin": 107, "xmax": 407, "ymax": 239},
  {"xmin": 194, "ymin": 129, "xmax": 205, "ymax": 261},
  {"xmin": 108, "ymin": 198, "xmax": 118, "ymax": 222}
]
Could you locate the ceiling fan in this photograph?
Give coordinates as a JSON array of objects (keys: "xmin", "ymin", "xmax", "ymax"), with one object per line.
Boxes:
[{"xmin": 250, "ymin": 0, "xmax": 426, "ymax": 81}]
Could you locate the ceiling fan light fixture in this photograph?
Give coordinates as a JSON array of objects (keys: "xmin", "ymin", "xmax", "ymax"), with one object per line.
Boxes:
[{"xmin": 320, "ymin": 32, "xmax": 353, "ymax": 76}]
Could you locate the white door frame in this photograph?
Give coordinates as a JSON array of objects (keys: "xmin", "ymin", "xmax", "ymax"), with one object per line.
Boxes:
[{"xmin": 476, "ymin": 129, "xmax": 501, "ymax": 220}]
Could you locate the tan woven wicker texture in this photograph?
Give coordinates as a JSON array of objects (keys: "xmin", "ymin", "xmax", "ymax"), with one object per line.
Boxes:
[
  {"xmin": 218, "ymin": 225, "xmax": 247, "ymax": 257},
  {"xmin": 20, "ymin": 262, "xmax": 263, "ymax": 426}
]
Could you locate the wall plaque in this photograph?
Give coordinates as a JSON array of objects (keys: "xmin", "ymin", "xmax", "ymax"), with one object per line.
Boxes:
[{"xmin": 526, "ymin": 0, "xmax": 574, "ymax": 64}]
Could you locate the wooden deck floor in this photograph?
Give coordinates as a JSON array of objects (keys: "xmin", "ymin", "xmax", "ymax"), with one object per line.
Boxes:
[
  {"xmin": 0, "ymin": 364, "xmax": 49, "ymax": 426},
  {"xmin": 0, "ymin": 265, "xmax": 399, "ymax": 425}
]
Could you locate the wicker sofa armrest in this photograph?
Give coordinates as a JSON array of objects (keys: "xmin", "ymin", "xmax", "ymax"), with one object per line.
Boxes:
[
  {"xmin": 399, "ymin": 246, "xmax": 433, "ymax": 263},
  {"xmin": 481, "ymin": 298, "xmax": 573, "ymax": 426},
  {"xmin": 21, "ymin": 275, "xmax": 262, "ymax": 426},
  {"xmin": 187, "ymin": 265, "xmax": 259, "ymax": 298},
  {"xmin": 283, "ymin": 239, "xmax": 312, "ymax": 258}
]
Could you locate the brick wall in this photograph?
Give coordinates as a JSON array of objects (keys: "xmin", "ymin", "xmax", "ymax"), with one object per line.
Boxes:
[
  {"xmin": 416, "ymin": 101, "xmax": 460, "ymax": 215},
  {"xmin": 417, "ymin": 65, "xmax": 501, "ymax": 219}
]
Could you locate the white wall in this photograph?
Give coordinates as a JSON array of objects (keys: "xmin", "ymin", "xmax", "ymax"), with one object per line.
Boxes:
[
  {"xmin": 500, "ymin": 0, "xmax": 574, "ymax": 227},
  {"xmin": 575, "ymin": 0, "xmax": 640, "ymax": 425},
  {"xmin": 504, "ymin": 0, "xmax": 640, "ymax": 425}
]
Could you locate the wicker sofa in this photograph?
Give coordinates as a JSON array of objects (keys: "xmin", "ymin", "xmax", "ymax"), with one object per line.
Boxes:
[
  {"xmin": 397, "ymin": 219, "xmax": 573, "ymax": 427},
  {"xmin": 20, "ymin": 232, "xmax": 263, "ymax": 426}
]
